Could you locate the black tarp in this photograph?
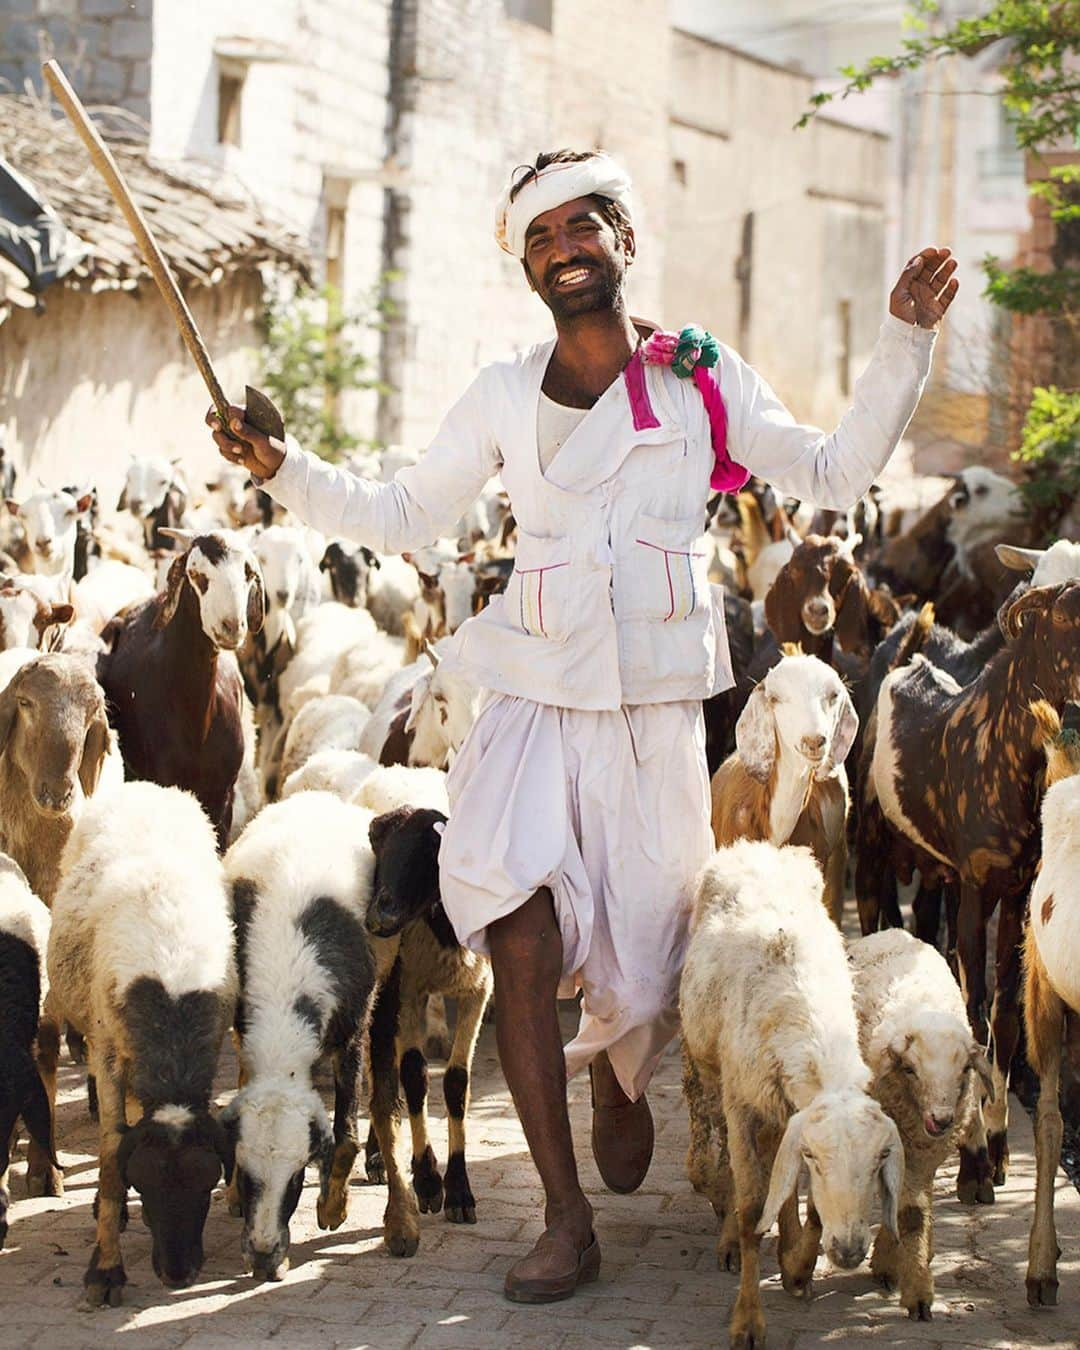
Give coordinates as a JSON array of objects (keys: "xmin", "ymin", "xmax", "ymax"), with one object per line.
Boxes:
[{"xmin": 0, "ymin": 157, "xmax": 88, "ymax": 293}]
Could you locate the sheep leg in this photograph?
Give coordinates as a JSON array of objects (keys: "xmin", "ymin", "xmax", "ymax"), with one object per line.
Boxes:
[
  {"xmin": 895, "ymin": 1192, "xmax": 934, "ymax": 1321},
  {"xmin": 683, "ymin": 1049, "xmax": 732, "ymax": 1224},
  {"xmin": 423, "ymin": 993, "xmax": 453, "ymax": 1062},
  {"xmin": 25, "ymin": 1016, "xmax": 63, "ymax": 1199},
  {"xmin": 727, "ymin": 1110, "xmax": 770, "ymax": 1349},
  {"xmin": 1025, "ymin": 942, "xmax": 1064, "ymax": 1307},
  {"xmin": 986, "ymin": 900, "xmax": 1023, "ymax": 1186},
  {"xmin": 398, "ymin": 989, "xmax": 443, "ymax": 1215},
  {"xmin": 443, "ymin": 980, "xmax": 491, "ymax": 1224},
  {"xmin": 778, "ymin": 1194, "xmax": 820, "ymax": 1298},
  {"xmin": 316, "ymin": 1037, "xmax": 363, "ymax": 1232},
  {"xmin": 83, "ymin": 1053, "xmax": 128, "ymax": 1308},
  {"xmin": 0, "ymin": 1122, "xmax": 14, "ymax": 1248},
  {"xmin": 368, "ymin": 960, "xmax": 420, "ymax": 1258}
]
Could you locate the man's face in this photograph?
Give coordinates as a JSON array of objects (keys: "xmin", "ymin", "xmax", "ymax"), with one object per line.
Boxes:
[{"xmin": 522, "ymin": 195, "xmax": 634, "ymax": 320}]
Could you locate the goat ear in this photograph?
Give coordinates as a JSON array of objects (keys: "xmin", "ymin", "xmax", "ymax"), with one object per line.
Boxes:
[
  {"xmin": 154, "ymin": 552, "xmax": 188, "ymax": 629},
  {"xmin": 79, "ymin": 715, "xmax": 110, "ymax": 800},
  {"xmin": 878, "ymin": 1128, "xmax": 904, "ymax": 1240},
  {"xmin": 735, "ymin": 684, "xmax": 776, "ymax": 783},
  {"xmin": 246, "ymin": 569, "xmax": 266, "ymax": 636},
  {"xmin": 4, "ymin": 499, "xmax": 19, "ymax": 518},
  {"xmin": 210, "ymin": 1111, "xmax": 237, "ymax": 1184},
  {"xmin": 0, "ymin": 678, "xmax": 20, "ymax": 753},
  {"xmin": 995, "ymin": 543, "xmax": 1042, "ymax": 575},
  {"xmin": 311, "ymin": 1112, "xmax": 335, "ymax": 1192},
  {"xmin": 969, "ymin": 1048, "xmax": 995, "ymax": 1103},
  {"xmin": 758, "ymin": 1110, "xmax": 805, "ymax": 1234},
  {"xmin": 404, "ymin": 670, "xmax": 434, "ymax": 735},
  {"xmin": 833, "ymin": 570, "xmax": 871, "ymax": 656},
  {"xmin": 764, "ymin": 571, "xmax": 801, "ymax": 645},
  {"xmin": 818, "ymin": 685, "xmax": 858, "ymax": 781},
  {"xmin": 116, "ymin": 486, "xmax": 128, "ymax": 511}
]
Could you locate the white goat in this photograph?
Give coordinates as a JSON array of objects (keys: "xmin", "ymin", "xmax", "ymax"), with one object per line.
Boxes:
[
  {"xmin": 48, "ymin": 782, "xmax": 235, "ymax": 1303},
  {"xmin": 7, "ymin": 489, "xmax": 92, "ymax": 599},
  {"xmin": 359, "ymin": 641, "xmax": 479, "ymax": 771},
  {"xmin": 252, "ymin": 525, "xmax": 322, "ymax": 654},
  {"xmin": 710, "ymin": 653, "xmax": 857, "ymax": 925},
  {"xmin": 681, "ymin": 840, "xmax": 903, "ymax": 1348},
  {"xmin": 850, "ymin": 928, "xmax": 993, "ymax": 1321},
  {"xmin": 946, "ymin": 467, "xmax": 1025, "ymax": 580},
  {"xmin": 997, "ymin": 538, "xmax": 1080, "ymax": 588},
  {"xmin": 365, "ymin": 553, "xmax": 421, "ymax": 636}
]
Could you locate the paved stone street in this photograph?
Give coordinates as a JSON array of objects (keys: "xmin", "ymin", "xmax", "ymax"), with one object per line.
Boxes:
[{"xmin": 1, "ymin": 1006, "xmax": 1077, "ymax": 1350}]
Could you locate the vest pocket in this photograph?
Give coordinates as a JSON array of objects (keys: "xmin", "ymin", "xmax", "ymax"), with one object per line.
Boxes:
[
  {"xmin": 510, "ymin": 530, "xmax": 572, "ymax": 642},
  {"xmin": 631, "ymin": 512, "xmax": 708, "ymax": 623}
]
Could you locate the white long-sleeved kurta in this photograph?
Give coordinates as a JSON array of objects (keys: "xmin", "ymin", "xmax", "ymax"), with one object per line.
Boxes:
[{"xmin": 264, "ymin": 315, "xmax": 936, "ymax": 710}]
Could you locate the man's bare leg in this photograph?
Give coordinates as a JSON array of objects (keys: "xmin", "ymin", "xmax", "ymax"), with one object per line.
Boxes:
[{"xmin": 489, "ymin": 887, "xmax": 595, "ymax": 1298}]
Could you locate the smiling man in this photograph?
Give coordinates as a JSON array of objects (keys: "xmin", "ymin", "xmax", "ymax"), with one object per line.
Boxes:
[{"xmin": 209, "ymin": 148, "xmax": 957, "ymax": 1304}]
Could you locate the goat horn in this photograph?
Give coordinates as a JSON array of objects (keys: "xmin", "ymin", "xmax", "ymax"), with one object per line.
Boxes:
[
  {"xmin": 421, "ymin": 640, "xmax": 440, "ymax": 668},
  {"xmin": 1001, "ymin": 583, "xmax": 1059, "ymax": 640}
]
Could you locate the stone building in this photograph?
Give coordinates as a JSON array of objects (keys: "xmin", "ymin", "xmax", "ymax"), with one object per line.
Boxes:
[{"xmin": 1, "ymin": 0, "xmax": 892, "ymax": 468}]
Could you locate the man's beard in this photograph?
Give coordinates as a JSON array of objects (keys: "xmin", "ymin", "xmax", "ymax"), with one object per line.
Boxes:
[{"xmin": 539, "ymin": 257, "xmax": 623, "ymax": 321}]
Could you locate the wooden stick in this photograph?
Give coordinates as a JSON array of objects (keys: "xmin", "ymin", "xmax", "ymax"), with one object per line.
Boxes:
[{"xmin": 42, "ymin": 58, "xmax": 233, "ymax": 425}]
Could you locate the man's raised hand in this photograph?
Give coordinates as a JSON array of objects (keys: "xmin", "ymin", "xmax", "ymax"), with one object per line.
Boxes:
[
  {"xmin": 889, "ymin": 246, "xmax": 958, "ymax": 330},
  {"xmin": 206, "ymin": 404, "xmax": 286, "ymax": 480}
]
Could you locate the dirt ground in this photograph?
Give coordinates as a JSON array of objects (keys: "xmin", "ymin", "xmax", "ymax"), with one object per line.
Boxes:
[{"xmin": 0, "ymin": 1003, "xmax": 1077, "ymax": 1350}]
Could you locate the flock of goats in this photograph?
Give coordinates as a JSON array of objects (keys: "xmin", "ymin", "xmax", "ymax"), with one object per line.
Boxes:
[{"xmin": 0, "ymin": 440, "xmax": 1076, "ymax": 1344}]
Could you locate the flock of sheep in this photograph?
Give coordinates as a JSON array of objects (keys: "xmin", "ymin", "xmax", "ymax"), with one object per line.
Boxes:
[{"xmin": 0, "ymin": 443, "xmax": 1076, "ymax": 1344}]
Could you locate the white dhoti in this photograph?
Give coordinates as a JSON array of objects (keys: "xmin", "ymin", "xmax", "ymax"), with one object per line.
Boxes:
[{"xmin": 439, "ymin": 692, "xmax": 713, "ymax": 1100}]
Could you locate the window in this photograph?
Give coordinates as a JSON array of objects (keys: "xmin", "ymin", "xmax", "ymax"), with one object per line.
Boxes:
[
  {"xmin": 217, "ymin": 67, "xmax": 244, "ymax": 147},
  {"xmin": 504, "ymin": 0, "xmax": 553, "ymax": 30}
]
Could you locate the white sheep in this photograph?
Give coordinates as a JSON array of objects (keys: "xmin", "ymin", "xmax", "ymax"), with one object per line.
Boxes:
[
  {"xmin": 681, "ymin": 840, "xmax": 903, "ymax": 1348},
  {"xmin": 352, "ymin": 763, "xmax": 449, "ymax": 815},
  {"xmin": 47, "ymin": 782, "xmax": 235, "ymax": 1304},
  {"xmin": 328, "ymin": 628, "xmax": 407, "ymax": 707},
  {"xmin": 849, "ymin": 928, "xmax": 992, "ymax": 1321},
  {"xmin": 222, "ymin": 792, "xmax": 420, "ymax": 1272},
  {"xmin": 73, "ymin": 559, "xmax": 154, "ymax": 634},
  {"xmin": 280, "ymin": 748, "xmax": 378, "ymax": 800},
  {"xmin": 710, "ymin": 653, "xmax": 857, "ymax": 925},
  {"xmin": 279, "ymin": 693, "xmax": 371, "ymax": 786}
]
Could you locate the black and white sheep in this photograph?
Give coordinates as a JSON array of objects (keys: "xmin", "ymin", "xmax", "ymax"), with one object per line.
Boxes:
[
  {"xmin": 47, "ymin": 782, "xmax": 236, "ymax": 1305},
  {"xmin": 0, "ymin": 855, "xmax": 56, "ymax": 1248}
]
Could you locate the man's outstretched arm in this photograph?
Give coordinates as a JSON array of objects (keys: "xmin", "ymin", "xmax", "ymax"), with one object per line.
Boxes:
[
  {"xmin": 208, "ymin": 369, "xmax": 501, "ymax": 554},
  {"xmin": 726, "ymin": 247, "xmax": 959, "ymax": 510}
]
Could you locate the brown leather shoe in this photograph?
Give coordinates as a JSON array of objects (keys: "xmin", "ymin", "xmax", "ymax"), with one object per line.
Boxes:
[
  {"xmin": 504, "ymin": 1230, "xmax": 601, "ymax": 1304},
  {"xmin": 589, "ymin": 1057, "xmax": 655, "ymax": 1194}
]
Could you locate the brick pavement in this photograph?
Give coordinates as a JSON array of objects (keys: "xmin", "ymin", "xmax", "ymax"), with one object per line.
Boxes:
[{"xmin": 0, "ymin": 1007, "xmax": 1077, "ymax": 1349}]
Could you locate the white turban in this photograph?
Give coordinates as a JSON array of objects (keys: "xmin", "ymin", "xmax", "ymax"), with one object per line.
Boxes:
[{"xmin": 495, "ymin": 153, "xmax": 633, "ymax": 258}]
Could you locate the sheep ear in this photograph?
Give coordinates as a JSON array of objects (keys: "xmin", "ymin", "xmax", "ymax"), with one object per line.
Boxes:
[
  {"xmin": 208, "ymin": 1111, "xmax": 237, "ymax": 1184},
  {"xmin": 154, "ymin": 552, "xmax": 188, "ymax": 629},
  {"xmin": 311, "ymin": 1112, "xmax": 335, "ymax": 1192},
  {"xmin": 735, "ymin": 685, "xmax": 776, "ymax": 783},
  {"xmin": 818, "ymin": 685, "xmax": 858, "ymax": 780},
  {"xmin": 969, "ymin": 1048, "xmax": 995, "ymax": 1103},
  {"xmin": 79, "ymin": 716, "xmax": 110, "ymax": 799},
  {"xmin": 758, "ymin": 1110, "xmax": 805, "ymax": 1234},
  {"xmin": 878, "ymin": 1129, "xmax": 904, "ymax": 1239}
]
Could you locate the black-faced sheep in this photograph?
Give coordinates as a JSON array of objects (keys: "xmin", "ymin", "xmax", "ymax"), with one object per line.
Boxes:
[
  {"xmin": 850, "ymin": 928, "xmax": 993, "ymax": 1319},
  {"xmin": 681, "ymin": 840, "xmax": 903, "ymax": 1348},
  {"xmin": 47, "ymin": 782, "xmax": 235, "ymax": 1305}
]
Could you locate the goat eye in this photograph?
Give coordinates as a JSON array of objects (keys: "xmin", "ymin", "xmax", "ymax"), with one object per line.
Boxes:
[{"xmin": 826, "ymin": 690, "xmax": 838, "ymax": 703}]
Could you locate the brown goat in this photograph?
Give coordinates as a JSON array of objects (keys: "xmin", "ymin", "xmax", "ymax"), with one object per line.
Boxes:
[
  {"xmin": 870, "ymin": 581, "xmax": 1080, "ymax": 1203},
  {"xmin": 765, "ymin": 534, "xmax": 898, "ymax": 668},
  {"xmin": 97, "ymin": 532, "xmax": 264, "ymax": 850}
]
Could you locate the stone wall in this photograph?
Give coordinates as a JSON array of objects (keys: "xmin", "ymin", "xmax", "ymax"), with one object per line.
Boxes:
[{"xmin": 0, "ymin": 0, "xmax": 152, "ymax": 120}]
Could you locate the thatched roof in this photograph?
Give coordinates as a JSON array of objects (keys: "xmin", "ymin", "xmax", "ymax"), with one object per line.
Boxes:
[{"xmin": 0, "ymin": 93, "xmax": 311, "ymax": 300}]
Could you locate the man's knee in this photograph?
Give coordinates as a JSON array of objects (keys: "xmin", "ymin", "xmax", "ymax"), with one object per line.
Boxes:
[{"xmin": 489, "ymin": 887, "xmax": 563, "ymax": 990}]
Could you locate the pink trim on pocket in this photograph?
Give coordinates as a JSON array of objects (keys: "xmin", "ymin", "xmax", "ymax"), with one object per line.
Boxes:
[
  {"xmin": 516, "ymin": 562, "xmax": 569, "ymax": 638},
  {"xmin": 634, "ymin": 541, "xmax": 705, "ymax": 622}
]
